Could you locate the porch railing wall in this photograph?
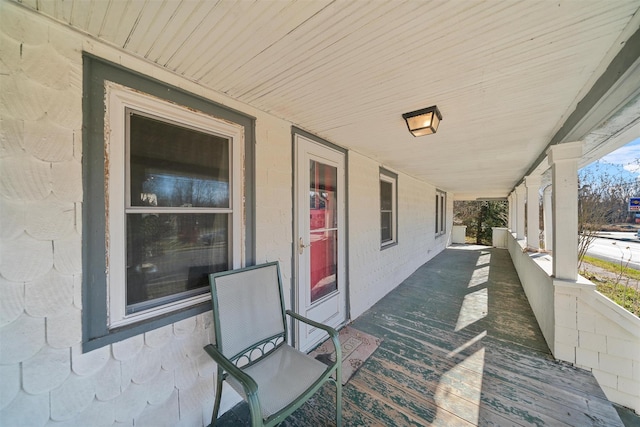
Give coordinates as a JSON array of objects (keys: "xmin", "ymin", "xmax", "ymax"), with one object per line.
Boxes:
[{"xmin": 505, "ymin": 232, "xmax": 640, "ymax": 414}]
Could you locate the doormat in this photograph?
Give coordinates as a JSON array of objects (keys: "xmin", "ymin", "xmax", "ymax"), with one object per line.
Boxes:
[{"xmin": 309, "ymin": 326, "xmax": 382, "ymax": 385}]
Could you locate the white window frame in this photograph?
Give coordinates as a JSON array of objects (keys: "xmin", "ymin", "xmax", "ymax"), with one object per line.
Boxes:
[
  {"xmin": 105, "ymin": 82, "xmax": 244, "ymax": 328},
  {"xmin": 380, "ymin": 171, "xmax": 397, "ymax": 247},
  {"xmin": 436, "ymin": 189, "xmax": 447, "ymax": 236}
]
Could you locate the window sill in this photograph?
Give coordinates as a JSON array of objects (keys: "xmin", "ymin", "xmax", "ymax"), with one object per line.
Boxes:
[{"xmin": 380, "ymin": 241, "xmax": 398, "ymax": 251}]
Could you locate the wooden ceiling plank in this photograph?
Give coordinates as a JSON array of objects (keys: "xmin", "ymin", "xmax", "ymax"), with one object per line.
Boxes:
[
  {"xmin": 125, "ymin": 0, "xmax": 182, "ymax": 54},
  {"xmin": 240, "ymin": 1, "xmax": 509, "ymax": 105},
  {"xmin": 178, "ymin": 0, "xmax": 285, "ymax": 79},
  {"xmin": 96, "ymin": 0, "xmax": 127, "ymax": 43},
  {"xmin": 144, "ymin": 0, "xmax": 209, "ymax": 64},
  {"xmin": 215, "ymin": 0, "xmax": 368, "ymax": 96},
  {"xmin": 149, "ymin": 0, "xmax": 220, "ymax": 66},
  {"xmin": 161, "ymin": 1, "xmax": 243, "ymax": 70},
  {"xmin": 193, "ymin": 0, "xmax": 330, "ymax": 85},
  {"xmin": 85, "ymin": 0, "xmax": 112, "ymax": 37}
]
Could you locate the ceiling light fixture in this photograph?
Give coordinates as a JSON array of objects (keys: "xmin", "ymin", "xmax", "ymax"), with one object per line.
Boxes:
[{"xmin": 402, "ymin": 105, "xmax": 442, "ymax": 137}]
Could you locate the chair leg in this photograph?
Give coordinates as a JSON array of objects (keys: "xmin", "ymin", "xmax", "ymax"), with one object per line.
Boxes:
[
  {"xmin": 336, "ymin": 372, "xmax": 342, "ymax": 426},
  {"xmin": 336, "ymin": 381, "xmax": 342, "ymax": 427},
  {"xmin": 211, "ymin": 369, "xmax": 224, "ymax": 426}
]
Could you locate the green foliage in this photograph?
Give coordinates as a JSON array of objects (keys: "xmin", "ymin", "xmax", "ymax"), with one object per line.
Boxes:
[
  {"xmin": 582, "ymin": 255, "xmax": 640, "ymax": 281},
  {"xmin": 454, "ymin": 200, "xmax": 508, "ymax": 245},
  {"xmin": 594, "ymin": 281, "xmax": 640, "ymax": 317},
  {"xmin": 581, "ymin": 256, "xmax": 640, "ymax": 317}
]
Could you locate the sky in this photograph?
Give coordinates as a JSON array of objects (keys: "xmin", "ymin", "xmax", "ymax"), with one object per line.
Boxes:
[
  {"xmin": 580, "ymin": 137, "xmax": 640, "ymax": 182},
  {"xmin": 599, "ymin": 137, "xmax": 640, "ymax": 174}
]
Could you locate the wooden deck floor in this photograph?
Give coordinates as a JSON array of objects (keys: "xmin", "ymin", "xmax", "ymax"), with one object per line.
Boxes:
[{"xmin": 217, "ymin": 246, "xmax": 625, "ymax": 426}]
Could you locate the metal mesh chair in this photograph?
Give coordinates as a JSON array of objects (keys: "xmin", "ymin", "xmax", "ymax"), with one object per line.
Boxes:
[{"xmin": 204, "ymin": 262, "xmax": 342, "ymax": 426}]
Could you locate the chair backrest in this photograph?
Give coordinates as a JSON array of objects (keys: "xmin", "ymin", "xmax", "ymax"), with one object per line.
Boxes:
[{"xmin": 209, "ymin": 262, "xmax": 287, "ymax": 362}]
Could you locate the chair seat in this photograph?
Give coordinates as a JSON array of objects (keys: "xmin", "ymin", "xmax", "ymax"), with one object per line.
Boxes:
[{"xmin": 227, "ymin": 344, "xmax": 328, "ymax": 419}]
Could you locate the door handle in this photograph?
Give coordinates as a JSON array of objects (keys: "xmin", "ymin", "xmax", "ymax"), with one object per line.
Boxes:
[{"xmin": 298, "ymin": 237, "xmax": 310, "ymax": 255}]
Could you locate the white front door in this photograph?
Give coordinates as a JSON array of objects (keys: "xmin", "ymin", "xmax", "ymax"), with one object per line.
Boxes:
[{"xmin": 294, "ymin": 134, "xmax": 347, "ymax": 352}]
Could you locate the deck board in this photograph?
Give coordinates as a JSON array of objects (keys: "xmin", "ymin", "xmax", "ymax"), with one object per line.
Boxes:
[{"xmin": 216, "ymin": 246, "xmax": 625, "ymax": 426}]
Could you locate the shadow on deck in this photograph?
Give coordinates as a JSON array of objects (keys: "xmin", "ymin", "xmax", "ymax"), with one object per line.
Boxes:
[{"xmin": 217, "ymin": 246, "xmax": 626, "ymax": 426}]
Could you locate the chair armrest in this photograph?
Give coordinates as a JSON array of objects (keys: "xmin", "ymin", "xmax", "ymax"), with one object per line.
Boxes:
[
  {"xmin": 203, "ymin": 344, "xmax": 258, "ymax": 396},
  {"xmin": 286, "ymin": 310, "xmax": 342, "ymax": 361}
]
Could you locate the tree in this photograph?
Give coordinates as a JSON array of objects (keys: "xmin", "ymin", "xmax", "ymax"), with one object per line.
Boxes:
[
  {"xmin": 454, "ymin": 200, "xmax": 508, "ymax": 245},
  {"xmin": 577, "ymin": 161, "xmax": 640, "ymax": 267}
]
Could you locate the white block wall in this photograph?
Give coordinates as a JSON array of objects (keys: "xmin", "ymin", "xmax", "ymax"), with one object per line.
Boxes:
[
  {"xmin": 0, "ymin": 3, "xmax": 452, "ymax": 425},
  {"xmin": 555, "ymin": 282, "xmax": 640, "ymax": 413},
  {"xmin": 348, "ymin": 152, "xmax": 452, "ymax": 318},
  {"xmin": 508, "ymin": 235, "xmax": 640, "ymax": 413}
]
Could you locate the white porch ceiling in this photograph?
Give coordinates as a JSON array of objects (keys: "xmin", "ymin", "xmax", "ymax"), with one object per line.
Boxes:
[{"xmin": 16, "ymin": 0, "xmax": 640, "ymax": 199}]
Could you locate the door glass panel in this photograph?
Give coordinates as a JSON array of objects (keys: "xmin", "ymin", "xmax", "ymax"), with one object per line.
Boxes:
[
  {"xmin": 309, "ymin": 161, "xmax": 337, "ymax": 230},
  {"xmin": 309, "ymin": 159, "xmax": 338, "ymax": 303},
  {"xmin": 310, "ymin": 230, "xmax": 337, "ymax": 302}
]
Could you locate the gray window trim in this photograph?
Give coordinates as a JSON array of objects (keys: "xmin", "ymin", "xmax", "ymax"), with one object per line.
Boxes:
[
  {"xmin": 82, "ymin": 54, "xmax": 255, "ymax": 352},
  {"xmin": 436, "ymin": 189, "xmax": 447, "ymax": 236},
  {"xmin": 380, "ymin": 167, "xmax": 398, "ymax": 249}
]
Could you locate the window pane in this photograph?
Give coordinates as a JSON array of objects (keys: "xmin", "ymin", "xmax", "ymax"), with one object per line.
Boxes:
[
  {"xmin": 381, "ymin": 212, "xmax": 392, "ymax": 242},
  {"xmin": 129, "ymin": 113, "xmax": 230, "ymax": 208},
  {"xmin": 380, "ymin": 180, "xmax": 392, "ymax": 210},
  {"xmin": 126, "ymin": 213, "xmax": 229, "ymax": 312},
  {"xmin": 310, "ymin": 230, "xmax": 338, "ymax": 302},
  {"xmin": 309, "ymin": 160, "xmax": 338, "ymax": 230}
]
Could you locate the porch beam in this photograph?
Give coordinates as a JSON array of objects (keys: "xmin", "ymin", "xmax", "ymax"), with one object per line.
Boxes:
[
  {"xmin": 525, "ymin": 175, "xmax": 542, "ymax": 250},
  {"xmin": 547, "ymin": 141, "xmax": 583, "ymax": 281}
]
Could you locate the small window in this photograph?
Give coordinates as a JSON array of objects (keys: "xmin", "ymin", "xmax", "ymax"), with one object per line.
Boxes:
[
  {"xmin": 380, "ymin": 168, "xmax": 397, "ymax": 247},
  {"xmin": 436, "ymin": 190, "xmax": 446, "ymax": 236}
]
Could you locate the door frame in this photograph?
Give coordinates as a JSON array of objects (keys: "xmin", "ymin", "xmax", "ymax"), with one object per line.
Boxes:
[{"xmin": 292, "ymin": 128, "xmax": 350, "ymax": 351}]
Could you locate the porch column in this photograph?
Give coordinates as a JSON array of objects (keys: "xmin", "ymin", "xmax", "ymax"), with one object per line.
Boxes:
[
  {"xmin": 547, "ymin": 141, "xmax": 583, "ymax": 281},
  {"xmin": 510, "ymin": 192, "xmax": 516, "ymax": 232},
  {"xmin": 507, "ymin": 193, "xmax": 513, "ymax": 230},
  {"xmin": 542, "ymin": 185, "xmax": 553, "ymax": 251},
  {"xmin": 515, "ymin": 184, "xmax": 526, "ymax": 240},
  {"xmin": 525, "ymin": 175, "xmax": 541, "ymax": 250}
]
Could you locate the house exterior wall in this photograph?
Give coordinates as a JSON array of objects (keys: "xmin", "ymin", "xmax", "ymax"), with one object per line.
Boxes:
[
  {"xmin": 0, "ymin": 4, "xmax": 451, "ymax": 425},
  {"xmin": 347, "ymin": 152, "xmax": 451, "ymax": 318}
]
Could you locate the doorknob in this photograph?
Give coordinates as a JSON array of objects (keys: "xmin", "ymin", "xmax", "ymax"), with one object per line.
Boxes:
[{"xmin": 298, "ymin": 237, "xmax": 310, "ymax": 255}]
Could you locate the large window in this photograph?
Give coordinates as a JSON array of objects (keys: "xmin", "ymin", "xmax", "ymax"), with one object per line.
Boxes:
[
  {"xmin": 83, "ymin": 55, "xmax": 254, "ymax": 351},
  {"xmin": 106, "ymin": 83, "xmax": 244, "ymax": 328},
  {"xmin": 380, "ymin": 168, "xmax": 398, "ymax": 247},
  {"xmin": 436, "ymin": 189, "xmax": 447, "ymax": 236}
]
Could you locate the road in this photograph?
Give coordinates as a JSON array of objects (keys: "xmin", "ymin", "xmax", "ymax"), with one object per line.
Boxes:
[{"xmin": 586, "ymin": 232, "xmax": 640, "ymax": 270}]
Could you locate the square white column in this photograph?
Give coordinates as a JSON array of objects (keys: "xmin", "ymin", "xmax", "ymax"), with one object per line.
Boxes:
[
  {"xmin": 547, "ymin": 141, "xmax": 583, "ymax": 281},
  {"xmin": 542, "ymin": 185, "xmax": 553, "ymax": 251},
  {"xmin": 525, "ymin": 175, "xmax": 542, "ymax": 250},
  {"xmin": 507, "ymin": 193, "xmax": 516, "ymax": 232},
  {"xmin": 515, "ymin": 184, "xmax": 526, "ymax": 240}
]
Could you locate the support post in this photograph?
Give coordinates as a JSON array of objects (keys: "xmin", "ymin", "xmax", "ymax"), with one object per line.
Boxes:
[
  {"xmin": 525, "ymin": 175, "xmax": 542, "ymax": 250},
  {"xmin": 547, "ymin": 141, "xmax": 583, "ymax": 281},
  {"xmin": 515, "ymin": 184, "xmax": 526, "ymax": 240},
  {"xmin": 542, "ymin": 185, "xmax": 553, "ymax": 251},
  {"xmin": 508, "ymin": 193, "xmax": 514, "ymax": 231}
]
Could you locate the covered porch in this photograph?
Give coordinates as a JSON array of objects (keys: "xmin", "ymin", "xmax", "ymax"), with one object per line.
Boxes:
[
  {"xmin": 2, "ymin": 1, "xmax": 640, "ymax": 425},
  {"xmin": 220, "ymin": 245, "xmax": 625, "ymax": 426}
]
